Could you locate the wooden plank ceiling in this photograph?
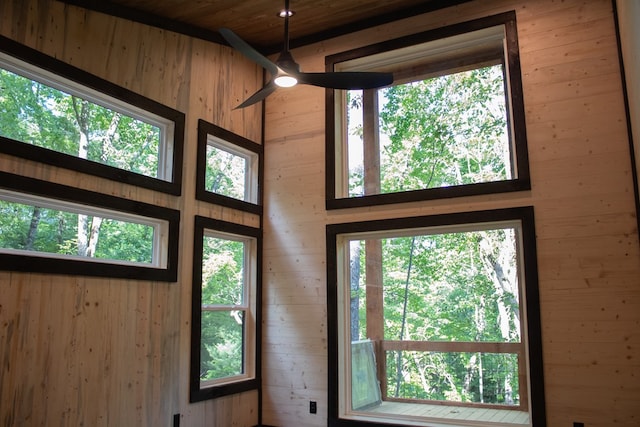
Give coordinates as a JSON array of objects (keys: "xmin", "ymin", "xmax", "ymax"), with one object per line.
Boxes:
[{"xmin": 56, "ymin": 0, "xmax": 470, "ymax": 53}]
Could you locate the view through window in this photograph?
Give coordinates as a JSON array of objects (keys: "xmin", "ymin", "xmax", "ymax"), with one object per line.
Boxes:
[
  {"xmin": 196, "ymin": 120, "xmax": 262, "ymax": 214},
  {"xmin": 200, "ymin": 233, "xmax": 249, "ymax": 384},
  {"xmin": 328, "ymin": 208, "xmax": 544, "ymax": 427},
  {"xmin": 0, "ymin": 192, "xmax": 158, "ymax": 265},
  {"xmin": 0, "ymin": 178, "xmax": 178, "ymax": 281},
  {"xmin": 0, "ymin": 49, "xmax": 180, "ymax": 192},
  {"xmin": 327, "ymin": 13, "xmax": 529, "ymax": 208},
  {"xmin": 346, "ymin": 63, "xmax": 510, "ymax": 197},
  {"xmin": 191, "ymin": 217, "xmax": 260, "ymax": 401}
]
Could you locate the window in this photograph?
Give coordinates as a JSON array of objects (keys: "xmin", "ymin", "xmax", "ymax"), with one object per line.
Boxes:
[
  {"xmin": 196, "ymin": 120, "xmax": 263, "ymax": 214},
  {"xmin": 0, "ymin": 172, "xmax": 179, "ymax": 281},
  {"xmin": 326, "ymin": 12, "xmax": 529, "ymax": 209},
  {"xmin": 0, "ymin": 36, "xmax": 184, "ymax": 195},
  {"xmin": 190, "ymin": 216, "xmax": 261, "ymax": 402},
  {"xmin": 327, "ymin": 207, "xmax": 545, "ymax": 427}
]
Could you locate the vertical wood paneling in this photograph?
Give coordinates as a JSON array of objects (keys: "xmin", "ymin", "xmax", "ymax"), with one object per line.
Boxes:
[
  {"xmin": 0, "ymin": 0, "xmax": 261, "ymax": 426},
  {"xmin": 2, "ymin": 0, "xmax": 639, "ymax": 426},
  {"xmin": 615, "ymin": 0, "xmax": 640, "ymax": 232},
  {"xmin": 263, "ymin": 1, "xmax": 640, "ymax": 427}
]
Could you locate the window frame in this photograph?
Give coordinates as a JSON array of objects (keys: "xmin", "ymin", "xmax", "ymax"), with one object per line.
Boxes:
[
  {"xmin": 190, "ymin": 215, "xmax": 262, "ymax": 402},
  {"xmin": 325, "ymin": 11, "xmax": 529, "ymax": 209},
  {"xmin": 326, "ymin": 206, "xmax": 546, "ymax": 427},
  {"xmin": 0, "ymin": 171, "xmax": 179, "ymax": 281},
  {"xmin": 0, "ymin": 35, "xmax": 185, "ymax": 196},
  {"xmin": 196, "ymin": 120, "xmax": 263, "ymax": 215}
]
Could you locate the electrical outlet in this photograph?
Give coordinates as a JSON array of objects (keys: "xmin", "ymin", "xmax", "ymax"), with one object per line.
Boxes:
[{"xmin": 310, "ymin": 401, "xmax": 317, "ymax": 414}]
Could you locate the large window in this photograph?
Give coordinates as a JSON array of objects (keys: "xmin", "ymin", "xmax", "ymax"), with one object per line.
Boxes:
[
  {"xmin": 327, "ymin": 207, "xmax": 545, "ymax": 427},
  {"xmin": 0, "ymin": 172, "xmax": 179, "ymax": 281},
  {"xmin": 0, "ymin": 36, "xmax": 184, "ymax": 195},
  {"xmin": 326, "ymin": 12, "xmax": 529, "ymax": 209},
  {"xmin": 190, "ymin": 216, "xmax": 261, "ymax": 402},
  {"xmin": 196, "ymin": 120, "xmax": 263, "ymax": 214}
]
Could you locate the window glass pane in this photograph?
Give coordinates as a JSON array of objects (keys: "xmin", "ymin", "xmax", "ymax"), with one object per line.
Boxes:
[
  {"xmin": 347, "ymin": 64, "xmax": 510, "ymax": 197},
  {"xmin": 200, "ymin": 310, "xmax": 244, "ymax": 382},
  {"xmin": 201, "ymin": 235, "xmax": 245, "ymax": 306},
  {"xmin": 346, "ymin": 225, "xmax": 523, "ymax": 414},
  {"xmin": 385, "ymin": 351, "xmax": 520, "ymax": 406},
  {"xmin": 328, "ymin": 20, "xmax": 531, "ymax": 210},
  {"xmin": 350, "ymin": 228, "xmax": 520, "ymax": 345},
  {"xmin": 0, "ymin": 198, "xmax": 155, "ymax": 264},
  {"xmin": 0, "ymin": 67, "xmax": 162, "ymax": 179},
  {"xmin": 205, "ymin": 144, "xmax": 247, "ymax": 201},
  {"xmin": 191, "ymin": 217, "xmax": 259, "ymax": 401},
  {"xmin": 196, "ymin": 121, "xmax": 261, "ymax": 212},
  {"xmin": 331, "ymin": 208, "xmax": 544, "ymax": 426}
]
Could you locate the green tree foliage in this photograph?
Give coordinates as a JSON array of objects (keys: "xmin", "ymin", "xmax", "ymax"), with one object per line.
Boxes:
[
  {"xmin": 199, "ymin": 235, "xmax": 245, "ymax": 381},
  {"xmin": 0, "ymin": 200, "xmax": 154, "ymax": 263},
  {"xmin": 0, "ymin": 67, "xmax": 160, "ymax": 263},
  {"xmin": 0, "ymin": 68, "xmax": 160, "ymax": 176},
  {"xmin": 352, "ymin": 229, "xmax": 520, "ymax": 406},
  {"xmin": 380, "ymin": 65, "xmax": 510, "ymax": 191},
  {"xmin": 347, "ymin": 64, "xmax": 510, "ymax": 196},
  {"xmin": 205, "ymin": 145, "xmax": 246, "ymax": 201}
]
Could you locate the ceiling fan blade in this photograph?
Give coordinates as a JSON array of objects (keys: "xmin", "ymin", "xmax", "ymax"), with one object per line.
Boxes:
[
  {"xmin": 297, "ymin": 71, "xmax": 393, "ymax": 90},
  {"xmin": 219, "ymin": 28, "xmax": 280, "ymax": 76},
  {"xmin": 235, "ymin": 81, "xmax": 278, "ymax": 109}
]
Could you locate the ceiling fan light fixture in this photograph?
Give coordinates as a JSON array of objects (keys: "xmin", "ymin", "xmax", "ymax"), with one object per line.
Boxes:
[
  {"xmin": 274, "ymin": 74, "xmax": 298, "ymax": 87},
  {"xmin": 218, "ymin": 0, "xmax": 393, "ymax": 109},
  {"xmin": 277, "ymin": 9, "xmax": 294, "ymax": 18}
]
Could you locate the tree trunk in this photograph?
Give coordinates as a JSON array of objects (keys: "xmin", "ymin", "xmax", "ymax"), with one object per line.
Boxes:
[
  {"xmin": 72, "ymin": 97, "xmax": 91, "ymax": 256},
  {"xmin": 85, "ymin": 217, "xmax": 103, "ymax": 257},
  {"xmin": 25, "ymin": 206, "xmax": 42, "ymax": 250},
  {"xmin": 350, "ymin": 243, "xmax": 361, "ymax": 342},
  {"xmin": 394, "ymin": 236, "xmax": 416, "ymax": 397}
]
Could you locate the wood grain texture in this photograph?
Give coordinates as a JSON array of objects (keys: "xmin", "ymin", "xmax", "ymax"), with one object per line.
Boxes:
[
  {"xmin": 615, "ymin": 0, "xmax": 640, "ymax": 215},
  {"xmin": 262, "ymin": 0, "xmax": 640, "ymax": 427},
  {"xmin": 79, "ymin": 0, "xmax": 452, "ymax": 49},
  {"xmin": 0, "ymin": 0, "xmax": 261, "ymax": 426},
  {"xmin": 1, "ymin": 0, "xmax": 639, "ymax": 426}
]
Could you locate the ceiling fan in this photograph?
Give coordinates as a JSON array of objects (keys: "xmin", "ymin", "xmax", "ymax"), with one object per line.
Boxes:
[{"xmin": 219, "ymin": 0, "xmax": 394, "ymax": 109}]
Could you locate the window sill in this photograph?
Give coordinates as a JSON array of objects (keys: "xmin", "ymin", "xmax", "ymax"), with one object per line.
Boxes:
[{"xmin": 347, "ymin": 400, "xmax": 530, "ymax": 427}]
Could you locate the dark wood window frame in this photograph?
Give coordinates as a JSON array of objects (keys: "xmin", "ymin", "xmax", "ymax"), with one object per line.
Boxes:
[
  {"xmin": 189, "ymin": 216, "xmax": 262, "ymax": 402},
  {"xmin": 325, "ymin": 11, "xmax": 529, "ymax": 210},
  {"xmin": 0, "ymin": 35, "xmax": 185, "ymax": 196},
  {"xmin": 196, "ymin": 119, "xmax": 264, "ymax": 215},
  {"xmin": 0, "ymin": 171, "xmax": 180, "ymax": 281},
  {"xmin": 326, "ymin": 206, "xmax": 546, "ymax": 427}
]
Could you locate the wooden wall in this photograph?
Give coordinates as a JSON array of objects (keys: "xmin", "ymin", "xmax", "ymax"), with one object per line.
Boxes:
[
  {"xmin": 616, "ymin": 0, "xmax": 640, "ymax": 202},
  {"xmin": 0, "ymin": 0, "xmax": 262, "ymax": 426},
  {"xmin": 1, "ymin": 0, "xmax": 638, "ymax": 427},
  {"xmin": 262, "ymin": 0, "xmax": 640, "ymax": 426}
]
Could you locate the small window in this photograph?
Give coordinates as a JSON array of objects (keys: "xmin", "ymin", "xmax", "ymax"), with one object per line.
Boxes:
[
  {"xmin": 327, "ymin": 207, "xmax": 545, "ymax": 427},
  {"xmin": 190, "ymin": 216, "xmax": 261, "ymax": 402},
  {"xmin": 0, "ymin": 36, "xmax": 184, "ymax": 195},
  {"xmin": 326, "ymin": 12, "xmax": 529, "ymax": 209},
  {"xmin": 0, "ymin": 172, "xmax": 179, "ymax": 281},
  {"xmin": 196, "ymin": 120, "xmax": 262, "ymax": 214}
]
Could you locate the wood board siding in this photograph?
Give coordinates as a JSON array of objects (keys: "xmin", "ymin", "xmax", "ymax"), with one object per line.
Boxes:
[
  {"xmin": 262, "ymin": 0, "xmax": 639, "ymax": 426},
  {"xmin": 0, "ymin": 0, "xmax": 262, "ymax": 426},
  {"xmin": 0, "ymin": 0, "xmax": 638, "ymax": 426}
]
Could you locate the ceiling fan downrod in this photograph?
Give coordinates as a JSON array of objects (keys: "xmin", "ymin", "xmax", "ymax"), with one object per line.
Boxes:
[{"xmin": 274, "ymin": 0, "xmax": 299, "ymax": 87}]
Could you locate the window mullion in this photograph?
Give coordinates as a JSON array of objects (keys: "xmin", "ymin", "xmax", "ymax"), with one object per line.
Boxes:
[
  {"xmin": 362, "ymin": 88, "xmax": 387, "ymax": 400},
  {"xmin": 362, "ymin": 89, "xmax": 380, "ymax": 196},
  {"xmin": 201, "ymin": 305, "xmax": 247, "ymax": 311}
]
